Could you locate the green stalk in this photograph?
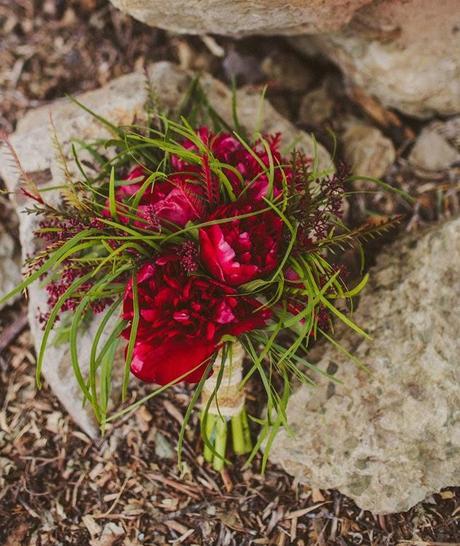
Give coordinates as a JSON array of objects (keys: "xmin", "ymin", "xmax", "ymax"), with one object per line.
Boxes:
[
  {"xmin": 241, "ymin": 408, "xmax": 252, "ymax": 453},
  {"xmin": 213, "ymin": 416, "xmax": 228, "ymax": 471},
  {"xmin": 202, "ymin": 410, "xmax": 230, "ymax": 470},
  {"xmin": 231, "ymin": 411, "xmax": 245, "ymax": 455},
  {"xmin": 203, "ymin": 412, "xmax": 216, "ymax": 463},
  {"xmin": 231, "ymin": 408, "xmax": 252, "ymax": 455}
]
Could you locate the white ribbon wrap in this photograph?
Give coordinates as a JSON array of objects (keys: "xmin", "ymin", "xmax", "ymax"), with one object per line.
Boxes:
[{"xmin": 201, "ymin": 342, "xmax": 245, "ymax": 418}]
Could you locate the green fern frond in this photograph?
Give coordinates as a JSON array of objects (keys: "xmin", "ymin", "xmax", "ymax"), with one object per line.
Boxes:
[{"xmin": 322, "ymin": 215, "xmax": 402, "ymax": 251}]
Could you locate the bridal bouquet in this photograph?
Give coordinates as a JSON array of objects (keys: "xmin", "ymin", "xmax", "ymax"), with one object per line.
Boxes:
[{"xmin": 1, "ymin": 86, "xmax": 397, "ymax": 470}]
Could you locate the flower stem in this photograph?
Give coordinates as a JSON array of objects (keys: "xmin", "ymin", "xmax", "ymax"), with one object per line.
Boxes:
[
  {"xmin": 241, "ymin": 408, "xmax": 252, "ymax": 453},
  {"xmin": 201, "ymin": 342, "xmax": 248, "ymax": 469},
  {"xmin": 202, "ymin": 412, "xmax": 228, "ymax": 470},
  {"xmin": 203, "ymin": 412, "xmax": 216, "ymax": 464},
  {"xmin": 231, "ymin": 408, "xmax": 252, "ymax": 455},
  {"xmin": 213, "ymin": 416, "xmax": 228, "ymax": 471}
]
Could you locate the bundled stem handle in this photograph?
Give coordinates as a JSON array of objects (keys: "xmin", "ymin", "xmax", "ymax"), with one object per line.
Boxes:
[{"xmin": 201, "ymin": 342, "xmax": 252, "ymax": 470}]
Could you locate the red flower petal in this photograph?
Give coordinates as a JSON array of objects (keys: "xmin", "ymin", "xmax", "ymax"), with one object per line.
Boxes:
[
  {"xmin": 199, "ymin": 204, "xmax": 282, "ymax": 286},
  {"xmin": 130, "ymin": 337, "xmax": 215, "ymax": 385}
]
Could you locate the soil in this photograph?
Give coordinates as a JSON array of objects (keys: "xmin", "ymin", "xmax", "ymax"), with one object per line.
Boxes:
[{"xmin": 1, "ymin": 1, "xmax": 459, "ymax": 545}]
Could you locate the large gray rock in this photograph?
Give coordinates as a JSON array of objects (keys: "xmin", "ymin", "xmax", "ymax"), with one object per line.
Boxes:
[
  {"xmin": 110, "ymin": 0, "xmax": 459, "ymax": 118},
  {"xmin": 110, "ymin": 0, "xmax": 371, "ymax": 36},
  {"xmin": 294, "ymin": 0, "xmax": 460, "ymax": 118},
  {"xmin": 270, "ymin": 217, "xmax": 460, "ymax": 514},
  {"xmin": 0, "ymin": 62, "xmax": 330, "ymax": 437}
]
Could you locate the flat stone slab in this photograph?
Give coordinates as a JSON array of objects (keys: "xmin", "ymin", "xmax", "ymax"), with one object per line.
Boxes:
[
  {"xmin": 110, "ymin": 0, "xmax": 371, "ymax": 36},
  {"xmin": 270, "ymin": 217, "xmax": 460, "ymax": 514},
  {"xmin": 0, "ymin": 61, "xmax": 330, "ymax": 437}
]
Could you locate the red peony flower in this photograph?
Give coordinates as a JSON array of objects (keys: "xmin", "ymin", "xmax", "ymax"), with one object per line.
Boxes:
[
  {"xmin": 199, "ymin": 202, "xmax": 284, "ymax": 286},
  {"xmin": 107, "ymin": 129, "xmax": 295, "ymax": 231},
  {"xmin": 122, "ymin": 255, "xmax": 270, "ymax": 385},
  {"xmin": 171, "ymin": 127, "xmax": 290, "ymax": 202},
  {"xmin": 107, "ymin": 166, "xmax": 205, "ymax": 229}
]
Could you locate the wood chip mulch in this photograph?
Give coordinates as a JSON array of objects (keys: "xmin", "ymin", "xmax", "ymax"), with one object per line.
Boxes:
[
  {"xmin": 1, "ymin": 303, "xmax": 460, "ymax": 545},
  {"xmin": 1, "ymin": 1, "xmax": 460, "ymax": 545}
]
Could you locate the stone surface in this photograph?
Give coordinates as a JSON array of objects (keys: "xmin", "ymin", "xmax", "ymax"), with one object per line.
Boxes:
[
  {"xmin": 0, "ymin": 227, "xmax": 21, "ymax": 311},
  {"xmin": 110, "ymin": 0, "xmax": 371, "ymax": 36},
  {"xmin": 342, "ymin": 121, "xmax": 395, "ymax": 179},
  {"xmin": 270, "ymin": 217, "xmax": 460, "ymax": 514},
  {"xmin": 432, "ymin": 116, "xmax": 460, "ymax": 150},
  {"xmin": 0, "ymin": 62, "xmax": 330, "ymax": 437},
  {"xmin": 260, "ymin": 50, "xmax": 314, "ymax": 92},
  {"xmin": 293, "ymin": 0, "xmax": 460, "ymax": 118},
  {"xmin": 110, "ymin": 0, "xmax": 459, "ymax": 118},
  {"xmin": 222, "ymin": 49, "xmax": 265, "ymax": 86},
  {"xmin": 298, "ymin": 83, "xmax": 334, "ymax": 126},
  {"xmin": 409, "ymin": 122, "xmax": 460, "ymax": 173}
]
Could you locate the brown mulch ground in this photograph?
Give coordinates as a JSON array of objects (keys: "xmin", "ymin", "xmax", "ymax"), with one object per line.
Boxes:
[{"xmin": 1, "ymin": 1, "xmax": 460, "ymax": 545}]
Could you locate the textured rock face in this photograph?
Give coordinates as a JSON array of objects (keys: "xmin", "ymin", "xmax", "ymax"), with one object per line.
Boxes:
[
  {"xmin": 0, "ymin": 62, "xmax": 330, "ymax": 437},
  {"xmin": 342, "ymin": 121, "xmax": 395, "ymax": 179},
  {"xmin": 298, "ymin": 83, "xmax": 334, "ymax": 126},
  {"xmin": 270, "ymin": 217, "xmax": 460, "ymax": 514},
  {"xmin": 0, "ymin": 228, "xmax": 21, "ymax": 311},
  {"xmin": 110, "ymin": 0, "xmax": 459, "ymax": 118},
  {"xmin": 409, "ymin": 118, "xmax": 460, "ymax": 174},
  {"xmin": 109, "ymin": 0, "xmax": 371, "ymax": 36},
  {"xmin": 295, "ymin": 0, "xmax": 460, "ymax": 117}
]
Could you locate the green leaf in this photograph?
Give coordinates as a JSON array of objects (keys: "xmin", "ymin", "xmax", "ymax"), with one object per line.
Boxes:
[
  {"xmin": 36, "ymin": 269, "xmax": 95, "ymax": 389},
  {"xmin": 122, "ymin": 270, "xmax": 140, "ymax": 401},
  {"xmin": 108, "ymin": 166, "xmax": 117, "ymax": 219}
]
